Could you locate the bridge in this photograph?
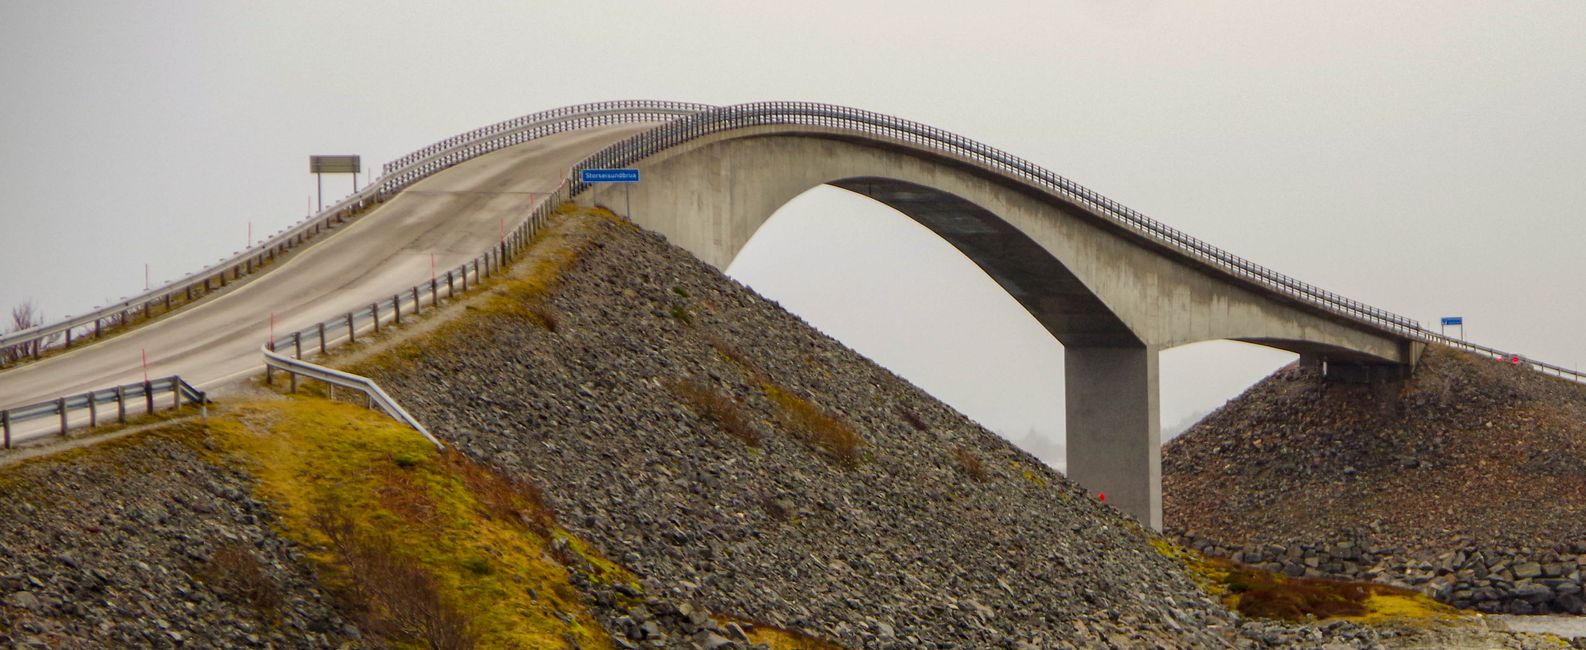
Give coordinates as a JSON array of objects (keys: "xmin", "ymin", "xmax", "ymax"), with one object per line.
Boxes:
[{"xmin": 1, "ymin": 101, "xmax": 1573, "ymax": 529}]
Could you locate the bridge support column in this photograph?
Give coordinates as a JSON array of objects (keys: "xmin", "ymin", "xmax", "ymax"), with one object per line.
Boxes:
[{"xmin": 1065, "ymin": 345, "xmax": 1161, "ymax": 530}]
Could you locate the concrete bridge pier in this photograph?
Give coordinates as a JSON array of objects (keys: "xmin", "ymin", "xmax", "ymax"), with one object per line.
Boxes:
[{"xmin": 1065, "ymin": 345, "xmax": 1161, "ymax": 530}]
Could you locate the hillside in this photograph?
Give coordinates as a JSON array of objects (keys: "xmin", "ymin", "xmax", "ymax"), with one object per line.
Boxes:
[{"xmin": 1165, "ymin": 346, "xmax": 1586, "ymax": 614}]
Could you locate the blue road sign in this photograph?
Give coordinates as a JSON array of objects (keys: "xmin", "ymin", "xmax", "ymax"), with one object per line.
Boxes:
[
  {"xmin": 1441, "ymin": 316, "xmax": 1463, "ymax": 326},
  {"xmin": 580, "ymin": 168, "xmax": 640, "ymax": 183}
]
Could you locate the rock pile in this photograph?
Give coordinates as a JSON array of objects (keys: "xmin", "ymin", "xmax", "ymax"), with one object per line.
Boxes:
[
  {"xmin": 367, "ymin": 214, "xmax": 1415, "ymax": 648},
  {"xmin": 1165, "ymin": 346, "xmax": 1586, "ymax": 617},
  {"xmin": 0, "ymin": 432, "xmax": 356, "ymax": 648}
]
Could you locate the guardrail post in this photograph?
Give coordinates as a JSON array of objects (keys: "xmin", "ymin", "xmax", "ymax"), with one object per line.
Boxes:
[
  {"xmin": 393, "ymin": 294, "xmax": 402, "ymax": 325},
  {"xmin": 293, "ymin": 332, "xmax": 302, "ymax": 359},
  {"xmin": 172, "ymin": 381, "xmax": 180, "ymax": 409},
  {"xmin": 412, "ymin": 287, "xmax": 421, "ymax": 316},
  {"xmin": 2, "ymin": 410, "xmax": 9, "ymax": 449},
  {"xmin": 66, "ymin": 328, "xmax": 73, "ymax": 349},
  {"xmin": 372, "ymin": 303, "xmax": 380, "ymax": 333},
  {"xmin": 95, "ymin": 318, "xmax": 102, "ymax": 339},
  {"xmin": 88, "ymin": 393, "xmax": 98, "ymax": 427},
  {"xmin": 431, "ymin": 279, "xmax": 438, "ymax": 307},
  {"xmin": 447, "ymin": 271, "xmax": 455, "ymax": 297},
  {"xmin": 58, "ymin": 397, "xmax": 68, "ymax": 435},
  {"xmin": 318, "ymin": 323, "xmax": 327, "ymax": 355},
  {"xmin": 266, "ymin": 340, "xmax": 276, "ymax": 384},
  {"xmin": 115, "ymin": 386, "xmax": 126, "ymax": 424},
  {"xmin": 347, "ymin": 313, "xmax": 356, "ymax": 344},
  {"xmin": 290, "ymin": 369, "xmax": 298, "ymax": 394},
  {"xmin": 144, "ymin": 381, "xmax": 155, "ymax": 416},
  {"xmin": 461, "ymin": 266, "xmax": 469, "ymax": 292}
]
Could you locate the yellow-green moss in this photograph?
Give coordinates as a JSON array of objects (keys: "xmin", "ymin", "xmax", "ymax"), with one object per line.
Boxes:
[
  {"xmin": 1151, "ymin": 538, "xmax": 1461, "ymax": 624},
  {"xmin": 205, "ymin": 396, "xmax": 612, "ymax": 649}
]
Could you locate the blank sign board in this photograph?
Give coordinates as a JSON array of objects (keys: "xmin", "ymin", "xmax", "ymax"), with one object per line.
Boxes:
[{"xmin": 310, "ymin": 155, "xmax": 361, "ymax": 174}]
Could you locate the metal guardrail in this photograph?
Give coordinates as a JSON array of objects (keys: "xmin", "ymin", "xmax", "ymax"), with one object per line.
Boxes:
[
  {"xmin": 0, "ymin": 100, "xmax": 713, "ymax": 369},
  {"xmin": 1, "ymin": 376, "xmax": 205, "ymax": 449},
  {"xmin": 262, "ymin": 346, "xmax": 441, "ymax": 450}
]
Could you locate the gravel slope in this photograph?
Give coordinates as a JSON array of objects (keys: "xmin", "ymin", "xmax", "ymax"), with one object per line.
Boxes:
[{"xmin": 367, "ymin": 214, "xmax": 1400, "ymax": 649}]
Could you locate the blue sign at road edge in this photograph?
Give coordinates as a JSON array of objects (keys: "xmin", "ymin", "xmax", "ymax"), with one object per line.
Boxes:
[
  {"xmin": 1441, "ymin": 316, "xmax": 1463, "ymax": 326},
  {"xmin": 580, "ymin": 168, "xmax": 640, "ymax": 183}
]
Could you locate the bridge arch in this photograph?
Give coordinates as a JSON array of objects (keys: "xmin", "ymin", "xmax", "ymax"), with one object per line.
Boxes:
[{"xmin": 575, "ymin": 109, "xmax": 1421, "ymax": 528}]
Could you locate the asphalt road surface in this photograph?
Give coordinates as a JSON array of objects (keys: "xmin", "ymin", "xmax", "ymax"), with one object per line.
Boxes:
[{"xmin": 0, "ymin": 124, "xmax": 651, "ymax": 444}]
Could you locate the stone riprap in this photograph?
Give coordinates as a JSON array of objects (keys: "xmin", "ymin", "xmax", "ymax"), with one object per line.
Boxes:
[
  {"xmin": 0, "ymin": 433, "xmax": 355, "ymax": 649},
  {"xmin": 366, "ymin": 214, "xmax": 1408, "ymax": 649}
]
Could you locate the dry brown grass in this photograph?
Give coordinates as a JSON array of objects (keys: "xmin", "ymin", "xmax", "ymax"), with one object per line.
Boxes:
[
  {"xmin": 311, "ymin": 501, "xmax": 478, "ymax": 650},
  {"xmin": 955, "ymin": 446, "xmax": 987, "ymax": 481},
  {"xmin": 527, "ymin": 303, "xmax": 560, "ymax": 332},
  {"xmin": 194, "ymin": 541, "xmax": 283, "ymax": 613},
  {"xmin": 899, "ymin": 408, "xmax": 928, "ymax": 432},
  {"xmin": 762, "ymin": 382, "xmax": 863, "ymax": 467},
  {"xmin": 670, "ymin": 380, "xmax": 759, "ymax": 446}
]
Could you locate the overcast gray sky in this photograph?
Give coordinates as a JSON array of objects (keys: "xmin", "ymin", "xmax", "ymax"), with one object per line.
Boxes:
[{"xmin": 3, "ymin": 2, "xmax": 1583, "ymax": 469}]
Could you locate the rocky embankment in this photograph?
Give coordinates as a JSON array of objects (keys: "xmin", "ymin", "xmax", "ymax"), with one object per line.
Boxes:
[
  {"xmin": 1165, "ymin": 348, "xmax": 1586, "ymax": 615},
  {"xmin": 363, "ymin": 213, "xmax": 1406, "ymax": 649},
  {"xmin": 0, "ymin": 431, "xmax": 355, "ymax": 648}
]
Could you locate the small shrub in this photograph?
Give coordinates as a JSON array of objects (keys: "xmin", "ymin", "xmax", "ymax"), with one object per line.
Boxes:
[
  {"xmin": 668, "ymin": 304, "xmax": 693, "ymax": 325},
  {"xmin": 527, "ymin": 303, "xmax": 559, "ymax": 332},
  {"xmin": 671, "ymin": 286, "xmax": 689, "ymax": 298},
  {"xmin": 705, "ymin": 334, "xmax": 750, "ymax": 369},
  {"xmin": 899, "ymin": 408, "xmax": 928, "ymax": 432},
  {"xmin": 762, "ymin": 382, "xmax": 863, "ymax": 466},
  {"xmin": 195, "ymin": 542, "xmax": 282, "ymax": 612},
  {"xmin": 670, "ymin": 380, "xmax": 758, "ymax": 446},
  {"xmin": 955, "ymin": 447, "xmax": 987, "ymax": 481},
  {"xmin": 311, "ymin": 502, "xmax": 478, "ymax": 650}
]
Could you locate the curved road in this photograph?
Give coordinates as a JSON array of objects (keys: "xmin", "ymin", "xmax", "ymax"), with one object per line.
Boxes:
[{"xmin": 0, "ymin": 124, "xmax": 650, "ymax": 441}]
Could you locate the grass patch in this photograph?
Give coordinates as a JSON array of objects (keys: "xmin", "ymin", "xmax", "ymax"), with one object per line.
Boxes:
[
  {"xmin": 954, "ymin": 446, "xmax": 987, "ymax": 481},
  {"xmin": 203, "ymin": 396, "xmax": 615, "ymax": 649},
  {"xmin": 1151, "ymin": 538, "xmax": 1460, "ymax": 623},
  {"xmin": 760, "ymin": 381, "xmax": 863, "ymax": 467},
  {"xmin": 740, "ymin": 622, "xmax": 847, "ymax": 650},
  {"xmin": 668, "ymin": 304, "xmax": 693, "ymax": 325},
  {"xmin": 669, "ymin": 379, "xmax": 758, "ymax": 446}
]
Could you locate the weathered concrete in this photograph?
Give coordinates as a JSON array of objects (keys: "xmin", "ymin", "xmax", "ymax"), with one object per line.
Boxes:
[{"xmin": 580, "ymin": 125, "xmax": 1420, "ymax": 527}]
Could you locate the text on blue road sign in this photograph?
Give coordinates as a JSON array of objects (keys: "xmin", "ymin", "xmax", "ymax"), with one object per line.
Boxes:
[
  {"xmin": 580, "ymin": 168, "xmax": 640, "ymax": 183},
  {"xmin": 1441, "ymin": 316, "xmax": 1463, "ymax": 326}
]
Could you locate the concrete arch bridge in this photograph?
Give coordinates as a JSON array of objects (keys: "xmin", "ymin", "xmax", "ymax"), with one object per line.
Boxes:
[{"xmin": 568, "ymin": 102, "xmax": 1428, "ymax": 529}]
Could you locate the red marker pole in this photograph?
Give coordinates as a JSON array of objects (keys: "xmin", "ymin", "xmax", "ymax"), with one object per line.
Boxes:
[
  {"xmin": 144, "ymin": 263, "xmax": 150, "ymax": 291},
  {"xmin": 1097, "ymin": 492, "xmax": 1106, "ymax": 503},
  {"xmin": 141, "ymin": 349, "xmax": 149, "ymax": 383}
]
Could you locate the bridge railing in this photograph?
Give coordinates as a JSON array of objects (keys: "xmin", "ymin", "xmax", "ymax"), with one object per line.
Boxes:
[
  {"xmin": 568, "ymin": 101, "xmax": 1424, "ymax": 338},
  {"xmin": 0, "ymin": 100, "xmax": 712, "ymax": 370},
  {"xmin": 1, "ymin": 376, "xmax": 206, "ymax": 449}
]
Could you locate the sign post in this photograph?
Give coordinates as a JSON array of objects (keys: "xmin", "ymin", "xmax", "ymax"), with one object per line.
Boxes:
[
  {"xmin": 310, "ymin": 155, "xmax": 362, "ymax": 213},
  {"xmin": 1440, "ymin": 316, "xmax": 1464, "ymax": 338},
  {"xmin": 579, "ymin": 168, "xmax": 640, "ymax": 220}
]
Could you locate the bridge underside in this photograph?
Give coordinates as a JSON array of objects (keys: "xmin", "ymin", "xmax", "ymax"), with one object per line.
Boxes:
[{"xmin": 579, "ymin": 128, "xmax": 1420, "ymax": 529}]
